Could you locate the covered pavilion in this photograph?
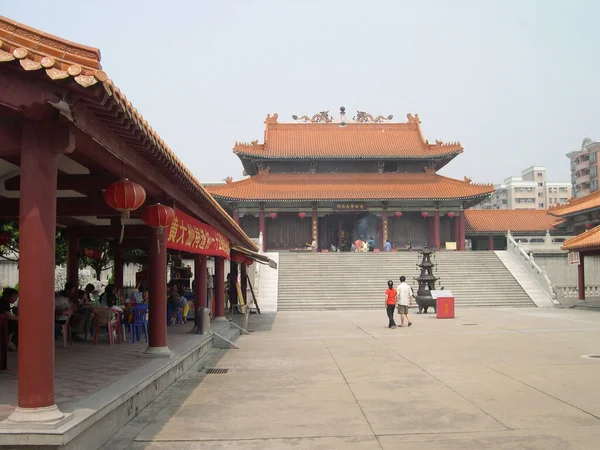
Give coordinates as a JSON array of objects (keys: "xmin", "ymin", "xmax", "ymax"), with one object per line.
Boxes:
[{"xmin": 0, "ymin": 14, "xmax": 265, "ymax": 438}]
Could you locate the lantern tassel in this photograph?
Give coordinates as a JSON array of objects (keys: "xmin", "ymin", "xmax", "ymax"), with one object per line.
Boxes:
[{"xmin": 119, "ymin": 211, "xmax": 131, "ymax": 244}]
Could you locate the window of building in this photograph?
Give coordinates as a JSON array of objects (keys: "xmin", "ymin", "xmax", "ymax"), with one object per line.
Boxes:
[
  {"xmin": 537, "ymin": 182, "xmax": 544, "ymax": 187},
  {"xmin": 592, "ymin": 180, "xmax": 598, "ymax": 192},
  {"xmin": 538, "ymin": 192, "xmax": 543, "ymax": 197},
  {"xmin": 590, "ymin": 152, "xmax": 597, "ymax": 162},
  {"xmin": 537, "ymin": 172, "xmax": 543, "ymax": 177},
  {"xmin": 560, "ymin": 197, "xmax": 568, "ymax": 203},
  {"xmin": 559, "ymin": 187, "xmax": 567, "ymax": 192},
  {"xmin": 501, "ymin": 199, "xmax": 507, "ymax": 205},
  {"xmin": 539, "ymin": 203, "xmax": 544, "ymax": 208},
  {"xmin": 591, "ymin": 166, "xmax": 597, "ymax": 177}
]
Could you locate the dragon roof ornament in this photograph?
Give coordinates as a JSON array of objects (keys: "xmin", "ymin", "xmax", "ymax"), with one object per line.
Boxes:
[{"xmin": 291, "ymin": 107, "xmax": 394, "ymax": 124}]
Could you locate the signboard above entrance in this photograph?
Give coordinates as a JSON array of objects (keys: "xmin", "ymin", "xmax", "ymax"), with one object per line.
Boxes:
[
  {"xmin": 167, "ymin": 209, "xmax": 231, "ymax": 259},
  {"xmin": 568, "ymin": 251, "xmax": 580, "ymax": 265},
  {"xmin": 334, "ymin": 203, "xmax": 367, "ymax": 211}
]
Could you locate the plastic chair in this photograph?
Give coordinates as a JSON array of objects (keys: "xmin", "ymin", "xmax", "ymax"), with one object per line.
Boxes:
[
  {"xmin": 129, "ymin": 304, "xmax": 148, "ymax": 344},
  {"xmin": 0, "ymin": 313, "xmax": 7, "ymax": 370},
  {"xmin": 55, "ymin": 308, "xmax": 73, "ymax": 348},
  {"xmin": 167, "ymin": 304, "xmax": 183, "ymax": 326},
  {"xmin": 92, "ymin": 309, "xmax": 122, "ymax": 345}
]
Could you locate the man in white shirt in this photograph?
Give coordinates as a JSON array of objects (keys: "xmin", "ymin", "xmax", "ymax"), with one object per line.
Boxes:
[{"xmin": 397, "ymin": 276, "xmax": 413, "ymax": 327}]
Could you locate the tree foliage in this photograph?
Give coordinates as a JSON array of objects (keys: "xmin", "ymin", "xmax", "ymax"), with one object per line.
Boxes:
[{"xmin": 0, "ymin": 221, "xmax": 67, "ymax": 266}]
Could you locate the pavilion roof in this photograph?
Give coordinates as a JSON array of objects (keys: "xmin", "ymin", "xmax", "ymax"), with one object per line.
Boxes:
[
  {"xmin": 233, "ymin": 113, "xmax": 463, "ymax": 160},
  {"xmin": 0, "ymin": 15, "xmax": 257, "ymax": 251},
  {"xmin": 548, "ymin": 190, "xmax": 600, "ymax": 217},
  {"xmin": 464, "ymin": 210, "xmax": 563, "ymax": 233},
  {"xmin": 206, "ymin": 172, "xmax": 494, "ymax": 202},
  {"xmin": 562, "ymin": 225, "xmax": 600, "ymax": 251}
]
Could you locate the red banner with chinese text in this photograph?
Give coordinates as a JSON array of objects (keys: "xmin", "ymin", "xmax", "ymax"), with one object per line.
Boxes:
[{"xmin": 166, "ymin": 209, "xmax": 230, "ymax": 259}]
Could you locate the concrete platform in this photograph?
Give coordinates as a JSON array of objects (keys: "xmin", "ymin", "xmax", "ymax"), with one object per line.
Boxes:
[
  {"xmin": 0, "ymin": 320, "xmax": 237, "ymax": 449},
  {"xmin": 105, "ymin": 308, "xmax": 600, "ymax": 449}
]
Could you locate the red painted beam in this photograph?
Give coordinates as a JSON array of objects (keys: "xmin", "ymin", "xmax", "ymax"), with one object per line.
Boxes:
[
  {"xmin": 4, "ymin": 174, "xmax": 117, "ymax": 192},
  {"xmin": 0, "ymin": 197, "xmax": 144, "ymax": 218},
  {"xmin": 65, "ymin": 225, "xmax": 151, "ymax": 239}
]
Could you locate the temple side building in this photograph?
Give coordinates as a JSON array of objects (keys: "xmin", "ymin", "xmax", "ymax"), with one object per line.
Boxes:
[{"xmin": 207, "ymin": 108, "xmax": 495, "ymax": 251}]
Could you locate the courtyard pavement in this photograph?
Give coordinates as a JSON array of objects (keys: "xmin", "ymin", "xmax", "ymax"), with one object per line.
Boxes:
[{"xmin": 105, "ymin": 307, "xmax": 600, "ymax": 449}]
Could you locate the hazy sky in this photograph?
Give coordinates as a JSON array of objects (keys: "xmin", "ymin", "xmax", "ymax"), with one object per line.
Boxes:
[{"xmin": 4, "ymin": 1, "xmax": 600, "ymax": 184}]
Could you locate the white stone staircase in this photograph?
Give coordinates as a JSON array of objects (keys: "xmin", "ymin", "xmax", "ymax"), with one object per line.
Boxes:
[{"xmin": 277, "ymin": 251, "xmax": 536, "ymax": 310}]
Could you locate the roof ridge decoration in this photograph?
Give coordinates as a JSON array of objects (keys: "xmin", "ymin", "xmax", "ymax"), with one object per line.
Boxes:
[
  {"xmin": 354, "ymin": 111, "xmax": 394, "ymax": 123},
  {"xmin": 292, "ymin": 111, "xmax": 332, "ymax": 123},
  {"xmin": 423, "ymin": 165, "xmax": 436, "ymax": 176},
  {"xmin": 265, "ymin": 113, "xmax": 278, "ymax": 124}
]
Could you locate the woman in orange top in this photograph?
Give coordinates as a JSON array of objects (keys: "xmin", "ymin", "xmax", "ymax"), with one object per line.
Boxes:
[{"xmin": 385, "ymin": 280, "xmax": 397, "ymax": 329}]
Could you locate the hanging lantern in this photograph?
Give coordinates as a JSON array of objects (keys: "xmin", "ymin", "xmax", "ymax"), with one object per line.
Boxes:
[
  {"xmin": 268, "ymin": 212, "xmax": 277, "ymax": 220},
  {"xmin": 394, "ymin": 212, "xmax": 403, "ymax": 218},
  {"xmin": 104, "ymin": 178, "xmax": 147, "ymax": 243},
  {"xmin": 447, "ymin": 212, "xmax": 455, "ymax": 219},
  {"xmin": 585, "ymin": 222, "xmax": 593, "ymax": 230},
  {"xmin": 231, "ymin": 251, "xmax": 246, "ymax": 264},
  {"xmin": 421, "ymin": 212, "xmax": 430, "ymax": 218},
  {"xmin": 142, "ymin": 203, "xmax": 176, "ymax": 255},
  {"xmin": 298, "ymin": 212, "xmax": 307, "ymax": 219},
  {"xmin": 85, "ymin": 248, "xmax": 101, "ymax": 260},
  {"xmin": 0, "ymin": 231, "xmax": 10, "ymax": 245},
  {"xmin": 85, "ymin": 248, "xmax": 94, "ymax": 259},
  {"xmin": 245, "ymin": 257, "xmax": 254, "ymax": 266}
]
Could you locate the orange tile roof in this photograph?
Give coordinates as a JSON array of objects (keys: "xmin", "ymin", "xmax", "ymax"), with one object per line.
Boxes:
[
  {"xmin": 0, "ymin": 15, "xmax": 256, "ymax": 251},
  {"xmin": 562, "ymin": 225, "xmax": 600, "ymax": 251},
  {"xmin": 548, "ymin": 190, "xmax": 600, "ymax": 217},
  {"xmin": 206, "ymin": 172, "xmax": 494, "ymax": 201},
  {"xmin": 234, "ymin": 113, "xmax": 463, "ymax": 159},
  {"xmin": 464, "ymin": 210, "xmax": 562, "ymax": 233}
]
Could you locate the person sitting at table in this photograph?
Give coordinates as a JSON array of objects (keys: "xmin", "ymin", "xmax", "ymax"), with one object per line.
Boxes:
[
  {"xmin": 61, "ymin": 282, "xmax": 87, "ymax": 341},
  {"xmin": 83, "ymin": 283, "xmax": 97, "ymax": 304},
  {"xmin": 0, "ymin": 287, "xmax": 19, "ymax": 351},
  {"xmin": 99, "ymin": 284, "xmax": 118, "ymax": 307}
]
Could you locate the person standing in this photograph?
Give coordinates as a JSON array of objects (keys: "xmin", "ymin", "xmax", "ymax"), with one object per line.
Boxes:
[
  {"xmin": 368, "ymin": 237, "xmax": 375, "ymax": 252},
  {"xmin": 385, "ymin": 280, "xmax": 397, "ymax": 329},
  {"xmin": 397, "ymin": 276, "xmax": 413, "ymax": 327},
  {"xmin": 384, "ymin": 240, "xmax": 392, "ymax": 252}
]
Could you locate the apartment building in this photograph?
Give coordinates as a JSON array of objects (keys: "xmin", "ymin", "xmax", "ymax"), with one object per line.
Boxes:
[
  {"xmin": 567, "ymin": 138, "xmax": 600, "ymax": 198},
  {"xmin": 477, "ymin": 166, "xmax": 572, "ymax": 210}
]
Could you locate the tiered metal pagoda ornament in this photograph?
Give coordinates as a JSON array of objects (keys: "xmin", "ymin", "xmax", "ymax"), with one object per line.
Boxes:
[{"xmin": 414, "ymin": 247, "xmax": 439, "ymax": 314}]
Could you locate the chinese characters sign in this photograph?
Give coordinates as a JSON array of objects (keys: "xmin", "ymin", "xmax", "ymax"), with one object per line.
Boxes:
[
  {"xmin": 333, "ymin": 203, "xmax": 367, "ymax": 211},
  {"xmin": 167, "ymin": 209, "xmax": 230, "ymax": 259}
]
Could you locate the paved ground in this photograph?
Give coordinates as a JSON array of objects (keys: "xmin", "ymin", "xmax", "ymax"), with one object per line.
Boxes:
[
  {"xmin": 0, "ymin": 322, "xmax": 196, "ymax": 421},
  {"xmin": 105, "ymin": 308, "xmax": 600, "ymax": 449}
]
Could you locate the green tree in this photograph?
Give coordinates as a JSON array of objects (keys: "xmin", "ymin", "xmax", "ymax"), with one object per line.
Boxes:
[{"xmin": 0, "ymin": 221, "xmax": 67, "ymax": 266}]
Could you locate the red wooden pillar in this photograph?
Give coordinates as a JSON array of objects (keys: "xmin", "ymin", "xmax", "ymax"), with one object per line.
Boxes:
[
  {"xmin": 427, "ymin": 217, "xmax": 434, "ymax": 248},
  {"xmin": 452, "ymin": 216, "xmax": 459, "ymax": 243},
  {"xmin": 578, "ymin": 253, "xmax": 585, "ymax": 300},
  {"xmin": 112, "ymin": 240, "xmax": 123, "ymax": 288},
  {"xmin": 459, "ymin": 210, "xmax": 466, "ymax": 251},
  {"xmin": 381, "ymin": 211, "xmax": 389, "ymax": 249},
  {"xmin": 312, "ymin": 207, "xmax": 319, "ymax": 250},
  {"xmin": 433, "ymin": 210, "xmax": 440, "ymax": 250},
  {"xmin": 145, "ymin": 227, "xmax": 170, "ymax": 356},
  {"xmin": 232, "ymin": 209, "xmax": 240, "ymax": 225},
  {"xmin": 214, "ymin": 256, "xmax": 226, "ymax": 319},
  {"xmin": 195, "ymin": 255, "xmax": 207, "ymax": 308},
  {"xmin": 66, "ymin": 234, "xmax": 79, "ymax": 289},
  {"xmin": 11, "ymin": 120, "xmax": 64, "ymax": 422},
  {"xmin": 240, "ymin": 263, "xmax": 248, "ymax": 304},
  {"xmin": 488, "ymin": 234, "xmax": 494, "ymax": 251},
  {"xmin": 258, "ymin": 208, "xmax": 266, "ymax": 251}
]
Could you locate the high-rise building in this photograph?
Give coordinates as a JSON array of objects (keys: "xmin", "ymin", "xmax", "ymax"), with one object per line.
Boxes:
[
  {"xmin": 477, "ymin": 166, "xmax": 571, "ymax": 210},
  {"xmin": 567, "ymin": 138, "xmax": 600, "ymax": 198}
]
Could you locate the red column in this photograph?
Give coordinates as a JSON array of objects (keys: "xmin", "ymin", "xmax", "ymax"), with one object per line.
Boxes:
[
  {"xmin": 66, "ymin": 234, "xmax": 79, "ymax": 288},
  {"xmin": 459, "ymin": 210, "xmax": 466, "ymax": 251},
  {"xmin": 433, "ymin": 210, "xmax": 440, "ymax": 250},
  {"xmin": 427, "ymin": 217, "xmax": 434, "ymax": 248},
  {"xmin": 578, "ymin": 253, "xmax": 585, "ymax": 300},
  {"xmin": 312, "ymin": 207, "xmax": 319, "ymax": 250},
  {"xmin": 488, "ymin": 234, "xmax": 494, "ymax": 251},
  {"xmin": 195, "ymin": 255, "xmax": 207, "ymax": 308},
  {"xmin": 146, "ymin": 227, "xmax": 170, "ymax": 356},
  {"xmin": 452, "ymin": 216, "xmax": 459, "ymax": 243},
  {"xmin": 13, "ymin": 121, "xmax": 63, "ymax": 421},
  {"xmin": 232, "ymin": 209, "xmax": 240, "ymax": 225},
  {"xmin": 259, "ymin": 209, "xmax": 266, "ymax": 251},
  {"xmin": 214, "ymin": 256, "xmax": 226, "ymax": 319},
  {"xmin": 240, "ymin": 264, "xmax": 248, "ymax": 304},
  {"xmin": 112, "ymin": 240, "xmax": 123, "ymax": 289}
]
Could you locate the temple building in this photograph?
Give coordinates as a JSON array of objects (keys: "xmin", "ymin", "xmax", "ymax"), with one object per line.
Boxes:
[{"xmin": 207, "ymin": 108, "xmax": 495, "ymax": 251}]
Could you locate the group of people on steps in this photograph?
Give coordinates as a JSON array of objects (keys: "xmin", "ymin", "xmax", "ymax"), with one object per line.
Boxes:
[{"xmin": 385, "ymin": 276, "xmax": 413, "ymax": 329}]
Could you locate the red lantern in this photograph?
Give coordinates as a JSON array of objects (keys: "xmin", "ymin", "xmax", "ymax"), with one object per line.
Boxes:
[
  {"xmin": 298, "ymin": 212, "xmax": 307, "ymax": 219},
  {"xmin": 245, "ymin": 257, "xmax": 254, "ymax": 266},
  {"xmin": 104, "ymin": 178, "xmax": 147, "ymax": 243},
  {"xmin": 447, "ymin": 212, "xmax": 455, "ymax": 218},
  {"xmin": 421, "ymin": 212, "xmax": 430, "ymax": 218},
  {"xmin": 231, "ymin": 252, "xmax": 246, "ymax": 264},
  {"xmin": 585, "ymin": 222, "xmax": 593, "ymax": 230},
  {"xmin": 0, "ymin": 231, "xmax": 10, "ymax": 245},
  {"xmin": 394, "ymin": 212, "xmax": 403, "ymax": 218},
  {"xmin": 85, "ymin": 248, "xmax": 101, "ymax": 260},
  {"xmin": 142, "ymin": 203, "xmax": 175, "ymax": 230},
  {"xmin": 268, "ymin": 212, "xmax": 277, "ymax": 220}
]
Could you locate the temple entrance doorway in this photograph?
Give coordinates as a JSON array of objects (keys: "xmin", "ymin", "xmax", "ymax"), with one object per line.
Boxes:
[{"xmin": 319, "ymin": 213, "xmax": 381, "ymax": 251}]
